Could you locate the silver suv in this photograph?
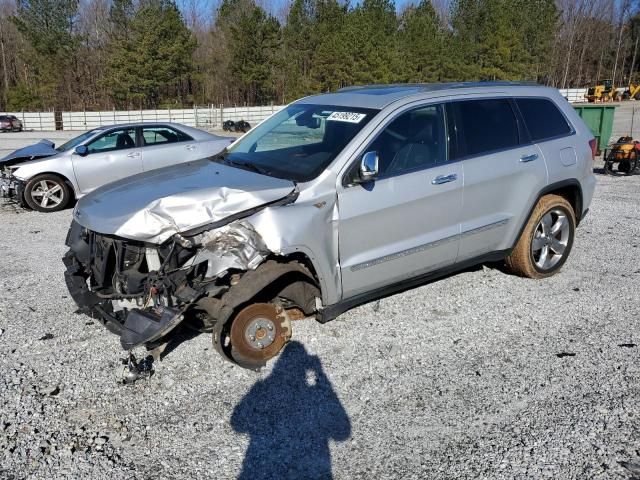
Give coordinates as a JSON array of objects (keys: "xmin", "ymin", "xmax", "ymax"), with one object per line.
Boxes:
[{"xmin": 64, "ymin": 83, "xmax": 596, "ymax": 370}]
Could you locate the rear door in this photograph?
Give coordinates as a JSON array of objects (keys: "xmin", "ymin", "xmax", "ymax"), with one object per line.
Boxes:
[
  {"xmin": 447, "ymin": 98, "xmax": 547, "ymax": 261},
  {"xmin": 72, "ymin": 127, "xmax": 142, "ymax": 194},
  {"xmin": 337, "ymin": 103, "xmax": 463, "ymax": 298},
  {"xmin": 514, "ymin": 97, "xmax": 578, "ymax": 185},
  {"xmin": 140, "ymin": 125, "xmax": 198, "ymax": 171}
]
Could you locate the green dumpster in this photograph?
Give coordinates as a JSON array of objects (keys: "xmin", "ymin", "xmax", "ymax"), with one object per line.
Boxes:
[{"xmin": 572, "ymin": 104, "xmax": 617, "ymax": 152}]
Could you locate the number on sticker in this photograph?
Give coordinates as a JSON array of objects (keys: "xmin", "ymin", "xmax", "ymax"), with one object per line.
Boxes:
[{"xmin": 327, "ymin": 112, "xmax": 366, "ymax": 123}]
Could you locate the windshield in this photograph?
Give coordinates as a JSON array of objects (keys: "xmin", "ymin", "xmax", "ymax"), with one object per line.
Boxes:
[
  {"xmin": 223, "ymin": 104, "xmax": 378, "ymax": 182},
  {"xmin": 56, "ymin": 129, "xmax": 103, "ymax": 152}
]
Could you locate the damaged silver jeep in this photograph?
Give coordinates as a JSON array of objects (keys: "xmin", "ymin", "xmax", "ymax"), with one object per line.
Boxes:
[{"xmin": 64, "ymin": 83, "xmax": 596, "ymax": 370}]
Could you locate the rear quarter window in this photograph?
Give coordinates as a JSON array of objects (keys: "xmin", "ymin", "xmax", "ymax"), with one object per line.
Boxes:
[{"xmin": 516, "ymin": 98, "xmax": 572, "ymax": 141}]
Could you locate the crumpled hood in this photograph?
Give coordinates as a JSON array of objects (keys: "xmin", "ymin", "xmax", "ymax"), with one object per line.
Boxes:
[
  {"xmin": 0, "ymin": 139, "xmax": 59, "ymax": 165},
  {"xmin": 73, "ymin": 159, "xmax": 296, "ymax": 244}
]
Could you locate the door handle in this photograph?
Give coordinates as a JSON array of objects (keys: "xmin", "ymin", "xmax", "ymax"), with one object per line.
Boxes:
[
  {"xmin": 432, "ymin": 174, "xmax": 458, "ymax": 185},
  {"xmin": 127, "ymin": 152, "xmax": 140, "ymax": 158},
  {"xmin": 186, "ymin": 145, "xmax": 196, "ymax": 151},
  {"xmin": 520, "ymin": 153, "xmax": 538, "ymax": 163}
]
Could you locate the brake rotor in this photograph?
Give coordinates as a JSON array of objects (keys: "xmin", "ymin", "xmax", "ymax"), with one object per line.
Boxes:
[{"xmin": 229, "ymin": 303, "xmax": 290, "ymax": 369}]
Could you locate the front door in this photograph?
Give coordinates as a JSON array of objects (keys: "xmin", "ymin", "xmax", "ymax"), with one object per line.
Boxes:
[
  {"xmin": 337, "ymin": 104, "xmax": 463, "ymax": 299},
  {"xmin": 72, "ymin": 127, "xmax": 142, "ymax": 194}
]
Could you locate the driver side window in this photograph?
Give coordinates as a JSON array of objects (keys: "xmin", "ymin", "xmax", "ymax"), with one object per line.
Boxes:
[
  {"xmin": 368, "ymin": 104, "xmax": 447, "ymax": 177},
  {"xmin": 87, "ymin": 128, "xmax": 136, "ymax": 154}
]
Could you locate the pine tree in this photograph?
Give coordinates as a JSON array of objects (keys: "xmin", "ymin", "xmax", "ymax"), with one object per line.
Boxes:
[
  {"xmin": 104, "ymin": 0, "xmax": 196, "ymax": 108},
  {"xmin": 282, "ymin": 0, "xmax": 315, "ymax": 99},
  {"xmin": 12, "ymin": 0, "xmax": 80, "ymax": 108},
  {"xmin": 347, "ymin": 0, "xmax": 400, "ymax": 84},
  {"xmin": 450, "ymin": 0, "xmax": 557, "ymax": 81},
  {"xmin": 398, "ymin": 0, "xmax": 444, "ymax": 82},
  {"xmin": 217, "ymin": 0, "xmax": 282, "ymax": 105},
  {"xmin": 307, "ymin": 0, "xmax": 352, "ymax": 92},
  {"xmin": 512, "ymin": 0, "xmax": 557, "ymax": 81}
]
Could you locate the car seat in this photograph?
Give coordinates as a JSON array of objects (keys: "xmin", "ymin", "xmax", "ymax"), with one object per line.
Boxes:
[
  {"xmin": 386, "ymin": 114, "xmax": 440, "ymax": 174},
  {"xmin": 116, "ymin": 133, "xmax": 135, "ymax": 149}
]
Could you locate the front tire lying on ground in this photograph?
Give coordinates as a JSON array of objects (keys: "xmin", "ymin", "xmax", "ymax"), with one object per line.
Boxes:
[
  {"xmin": 24, "ymin": 174, "xmax": 71, "ymax": 212},
  {"xmin": 505, "ymin": 194, "xmax": 576, "ymax": 279}
]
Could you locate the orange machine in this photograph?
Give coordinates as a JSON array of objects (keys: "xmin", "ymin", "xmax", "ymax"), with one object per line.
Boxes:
[{"xmin": 603, "ymin": 136, "xmax": 640, "ymax": 175}]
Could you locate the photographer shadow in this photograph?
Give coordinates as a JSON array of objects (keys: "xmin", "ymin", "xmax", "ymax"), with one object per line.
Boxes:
[{"xmin": 231, "ymin": 341, "xmax": 351, "ymax": 480}]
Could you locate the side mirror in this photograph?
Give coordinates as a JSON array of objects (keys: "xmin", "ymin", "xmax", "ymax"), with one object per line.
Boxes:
[
  {"xmin": 75, "ymin": 145, "xmax": 88, "ymax": 156},
  {"xmin": 358, "ymin": 151, "xmax": 379, "ymax": 182}
]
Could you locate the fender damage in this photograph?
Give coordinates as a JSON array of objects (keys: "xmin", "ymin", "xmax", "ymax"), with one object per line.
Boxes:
[{"xmin": 63, "ymin": 161, "xmax": 321, "ymax": 369}]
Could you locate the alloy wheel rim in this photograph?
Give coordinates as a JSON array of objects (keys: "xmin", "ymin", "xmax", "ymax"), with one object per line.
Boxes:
[
  {"xmin": 531, "ymin": 208, "xmax": 570, "ymax": 271},
  {"xmin": 30, "ymin": 180, "xmax": 64, "ymax": 209}
]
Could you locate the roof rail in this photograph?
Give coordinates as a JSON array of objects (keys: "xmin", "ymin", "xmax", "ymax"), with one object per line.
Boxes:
[{"xmin": 336, "ymin": 81, "xmax": 540, "ymax": 92}]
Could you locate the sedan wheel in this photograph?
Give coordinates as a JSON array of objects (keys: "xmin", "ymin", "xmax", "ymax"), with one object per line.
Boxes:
[{"xmin": 24, "ymin": 174, "xmax": 71, "ymax": 212}]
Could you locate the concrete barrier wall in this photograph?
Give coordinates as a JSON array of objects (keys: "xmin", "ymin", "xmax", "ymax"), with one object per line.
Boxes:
[
  {"xmin": 1, "ymin": 111, "xmax": 56, "ymax": 130},
  {"xmin": 61, "ymin": 109, "xmax": 201, "ymax": 130},
  {"xmin": 558, "ymin": 88, "xmax": 588, "ymax": 103},
  {"xmin": 1, "ymin": 105, "xmax": 286, "ymax": 132},
  {"xmin": 2, "ymin": 90, "xmax": 593, "ymax": 132}
]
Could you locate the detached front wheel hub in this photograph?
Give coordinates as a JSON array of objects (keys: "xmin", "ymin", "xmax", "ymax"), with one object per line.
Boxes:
[{"xmin": 229, "ymin": 303, "xmax": 290, "ymax": 369}]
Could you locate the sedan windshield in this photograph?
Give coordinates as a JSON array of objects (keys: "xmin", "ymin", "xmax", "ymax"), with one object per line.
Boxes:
[
  {"xmin": 222, "ymin": 104, "xmax": 378, "ymax": 182},
  {"xmin": 56, "ymin": 129, "xmax": 104, "ymax": 152}
]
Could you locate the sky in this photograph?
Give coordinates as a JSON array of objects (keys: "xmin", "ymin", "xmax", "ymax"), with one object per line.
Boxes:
[
  {"xmin": 174, "ymin": 0, "xmax": 432, "ymax": 24},
  {"xmin": 173, "ymin": 0, "xmax": 638, "ymax": 27}
]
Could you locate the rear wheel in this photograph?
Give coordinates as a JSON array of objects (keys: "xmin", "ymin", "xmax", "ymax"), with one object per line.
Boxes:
[
  {"xmin": 24, "ymin": 174, "xmax": 71, "ymax": 212},
  {"xmin": 617, "ymin": 150, "xmax": 638, "ymax": 175},
  {"xmin": 505, "ymin": 195, "xmax": 576, "ymax": 278},
  {"xmin": 604, "ymin": 159, "xmax": 615, "ymax": 175}
]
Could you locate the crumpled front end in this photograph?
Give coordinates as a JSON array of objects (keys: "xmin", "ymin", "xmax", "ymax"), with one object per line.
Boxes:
[
  {"xmin": 63, "ymin": 211, "xmax": 321, "ymax": 370},
  {"xmin": 0, "ymin": 168, "xmax": 25, "ymax": 205}
]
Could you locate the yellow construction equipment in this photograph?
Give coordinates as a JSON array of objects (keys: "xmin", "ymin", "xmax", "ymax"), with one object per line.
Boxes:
[
  {"xmin": 585, "ymin": 79, "xmax": 617, "ymax": 102},
  {"xmin": 620, "ymin": 83, "xmax": 640, "ymax": 100}
]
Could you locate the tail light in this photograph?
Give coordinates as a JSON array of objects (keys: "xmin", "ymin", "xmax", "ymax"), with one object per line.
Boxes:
[{"xmin": 588, "ymin": 138, "xmax": 597, "ymax": 161}]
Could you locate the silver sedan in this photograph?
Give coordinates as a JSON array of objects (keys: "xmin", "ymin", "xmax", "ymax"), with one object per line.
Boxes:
[{"xmin": 0, "ymin": 123, "xmax": 233, "ymax": 212}]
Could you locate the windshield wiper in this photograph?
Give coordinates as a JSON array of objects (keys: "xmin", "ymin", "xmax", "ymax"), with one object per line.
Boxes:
[
  {"xmin": 234, "ymin": 161, "xmax": 270, "ymax": 175},
  {"xmin": 218, "ymin": 157, "xmax": 272, "ymax": 176}
]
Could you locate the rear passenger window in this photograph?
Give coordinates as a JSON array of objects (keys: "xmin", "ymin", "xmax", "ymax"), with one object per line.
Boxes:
[
  {"xmin": 516, "ymin": 98, "xmax": 572, "ymax": 141},
  {"xmin": 448, "ymin": 99, "xmax": 519, "ymax": 158},
  {"xmin": 142, "ymin": 126, "xmax": 192, "ymax": 146}
]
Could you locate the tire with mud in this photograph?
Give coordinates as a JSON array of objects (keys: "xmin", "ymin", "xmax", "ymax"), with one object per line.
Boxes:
[{"xmin": 505, "ymin": 194, "xmax": 576, "ymax": 279}]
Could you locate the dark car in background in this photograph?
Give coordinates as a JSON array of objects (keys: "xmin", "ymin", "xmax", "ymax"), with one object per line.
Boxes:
[{"xmin": 0, "ymin": 115, "xmax": 23, "ymax": 132}]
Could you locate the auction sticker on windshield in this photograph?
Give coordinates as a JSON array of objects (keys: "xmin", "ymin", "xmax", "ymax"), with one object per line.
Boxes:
[{"xmin": 327, "ymin": 112, "xmax": 367, "ymax": 123}]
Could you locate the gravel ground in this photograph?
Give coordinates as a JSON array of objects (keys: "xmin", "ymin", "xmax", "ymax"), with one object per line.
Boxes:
[{"xmin": 0, "ymin": 162, "xmax": 639, "ymax": 479}]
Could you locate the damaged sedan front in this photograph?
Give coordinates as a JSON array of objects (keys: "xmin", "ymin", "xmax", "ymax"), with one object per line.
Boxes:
[{"xmin": 2, "ymin": 124, "xmax": 232, "ymax": 212}]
